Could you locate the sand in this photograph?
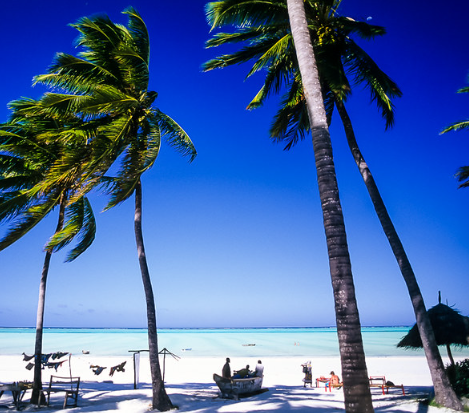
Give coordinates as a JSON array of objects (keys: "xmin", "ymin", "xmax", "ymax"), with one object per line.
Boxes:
[{"xmin": 0, "ymin": 354, "xmax": 465, "ymax": 412}]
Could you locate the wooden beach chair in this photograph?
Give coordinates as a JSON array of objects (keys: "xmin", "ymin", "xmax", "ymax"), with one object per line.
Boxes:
[
  {"xmin": 38, "ymin": 375, "xmax": 80, "ymax": 408},
  {"xmin": 369, "ymin": 376, "xmax": 405, "ymax": 395}
]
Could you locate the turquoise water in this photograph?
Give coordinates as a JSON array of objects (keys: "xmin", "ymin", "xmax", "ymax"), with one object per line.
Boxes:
[{"xmin": 2, "ymin": 327, "xmax": 469, "ymax": 358}]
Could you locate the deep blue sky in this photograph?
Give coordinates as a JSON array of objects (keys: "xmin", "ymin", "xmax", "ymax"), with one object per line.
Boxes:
[{"xmin": 1, "ymin": 0, "xmax": 468, "ymax": 329}]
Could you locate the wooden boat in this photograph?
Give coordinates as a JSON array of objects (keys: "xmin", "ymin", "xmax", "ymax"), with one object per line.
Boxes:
[{"xmin": 213, "ymin": 373, "xmax": 263, "ymax": 399}]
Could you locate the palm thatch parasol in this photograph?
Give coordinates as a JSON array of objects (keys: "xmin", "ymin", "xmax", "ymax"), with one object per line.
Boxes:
[{"xmin": 397, "ymin": 293, "xmax": 469, "ymax": 365}]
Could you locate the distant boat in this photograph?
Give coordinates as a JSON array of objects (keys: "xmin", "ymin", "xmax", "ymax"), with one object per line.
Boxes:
[
  {"xmin": 213, "ymin": 373, "xmax": 263, "ymax": 399},
  {"xmin": 181, "ymin": 348, "xmax": 192, "ymax": 352},
  {"xmin": 242, "ymin": 344, "xmax": 256, "ymax": 346}
]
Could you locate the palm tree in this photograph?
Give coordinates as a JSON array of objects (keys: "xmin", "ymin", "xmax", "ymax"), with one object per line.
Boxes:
[
  {"xmin": 32, "ymin": 8, "xmax": 196, "ymax": 411},
  {"xmin": 205, "ymin": 1, "xmax": 372, "ymax": 410},
  {"xmin": 441, "ymin": 78, "xmax": 469, "ymax": 188},
  {"xmin": 203, "ymin": 1, "xmax": 463, "ymax": 409},
  {"xmin": 286, "ymin": 1, "xmax": 373, "ymax": 410},
  {"xmin": 0, "ymin": 99, "xmax": 97, "ymax": 404}
]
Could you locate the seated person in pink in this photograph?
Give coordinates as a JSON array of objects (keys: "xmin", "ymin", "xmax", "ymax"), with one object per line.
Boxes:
[{"xmin": 325, "ymin": 371, "xmax": 340, "ymax": 389}]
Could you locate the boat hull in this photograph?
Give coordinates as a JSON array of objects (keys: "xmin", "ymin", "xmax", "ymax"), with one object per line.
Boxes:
[{"xmin": 213, "ymin": 373, "xmax": 263, "ymax": 399}]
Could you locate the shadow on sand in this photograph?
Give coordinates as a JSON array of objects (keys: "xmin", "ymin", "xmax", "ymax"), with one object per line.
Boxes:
[{"xmin": 17, "ymin": 381, "xmax": 435, "ymax": 412}]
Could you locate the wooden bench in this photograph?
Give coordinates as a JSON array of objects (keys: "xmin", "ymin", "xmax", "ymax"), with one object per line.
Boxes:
[
  {"xmin": 369, "ymin": 376, "xmax": 405, "ymax": 395},
  {"xmin": 38, "ymin": 375, "xmax": 80, "ymax": 408}
]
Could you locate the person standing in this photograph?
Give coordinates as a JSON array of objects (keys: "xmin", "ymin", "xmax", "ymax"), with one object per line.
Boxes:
[{"xmin": 222, "ymin": 357, "xmax": 231, "ymax": 378}]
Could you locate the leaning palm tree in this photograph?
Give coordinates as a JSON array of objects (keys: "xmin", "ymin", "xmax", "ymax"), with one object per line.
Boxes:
[
  {"xmin": 203, "ymin": 0, "xmax": 462, "ymax": 409},
  {"xmin": 0, "ymin": 99, "xmax": 97, "ymax": 404},
  {"xmin": 204, "ymin": 1, "xmax": 372, "ymax": 410},
  {"xmin": 286, "ymin": 1, "xmax": 373, "ymax": 410},
  {"xmin": 32, "ymin": 8, "xmax": 196, "ymax": 411},
  {"xmin": 441, "ymin": 77, "xmax": 469, "ymax": 188}
]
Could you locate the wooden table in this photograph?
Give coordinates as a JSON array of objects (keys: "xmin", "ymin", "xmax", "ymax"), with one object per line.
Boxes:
[
  {"xmin": 316, "ymin": 377, "xmax": 330, "ymax": 388},
  {"xmin": 0, "ymin": 383, "xmax": 29, "ymax": 410}
]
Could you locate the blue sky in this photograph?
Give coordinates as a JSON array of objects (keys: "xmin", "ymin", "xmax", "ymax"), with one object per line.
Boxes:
[{"xmin": 1, "ymin": 0, "xmax": 468, "ymax": 329}]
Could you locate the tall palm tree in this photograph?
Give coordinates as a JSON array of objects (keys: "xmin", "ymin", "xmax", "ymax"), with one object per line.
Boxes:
[
  {"xmin": 0, "ymin": 99, "xmax": 97, "ymax": 404},
  {"xmin": 203, "ymin": 1, "xmax": 463, "ymax": 409},
  {"xmin": 286, "ymin": 1, "xmax": 373, "ymax": 410},
  {"xmin": 32, "ymin": 8, "xmax": 196, "ymax": 411},
  {"xmin": 441, "ymin": 78, "xmax": 469, "ymax": 188},
  {"xmin": 204, "ymin": 0, "xmax": 372, "ymax": 410}
]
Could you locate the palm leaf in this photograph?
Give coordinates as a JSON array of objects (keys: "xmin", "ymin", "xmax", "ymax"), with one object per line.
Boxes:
[
  {"xmin": 46, "ymin": 196, "xmax": 96, "ymax": 261},
  {"xmin": 456, "ymin": 166, "xmax": 469, "ymax": 188},
  {"xmin": 343, "ymin": 41, "xmax": 401, "ymax": 129},
  {"xmin": 153, "ymin": 109, "xmax": 196, "ymax": 161},
  {"xmin": 123, "ymin": 6, "xmax": 150, "ymax": 65},
  {"xmin": 441, "ymin": 120, "xmax": 469, "ymax": 134},
  {"xmin": 206, "ymin": 0, "xmax": 286, "ymax": 30},
  {"xmin": 0, "ymin": 194, "xmax": 60, "ymax": 251}
]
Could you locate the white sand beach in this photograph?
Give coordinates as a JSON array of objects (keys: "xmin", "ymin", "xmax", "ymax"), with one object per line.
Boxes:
[{"xmin": 0, "ymin": 354, "xmax": 466, "ymax": 412}]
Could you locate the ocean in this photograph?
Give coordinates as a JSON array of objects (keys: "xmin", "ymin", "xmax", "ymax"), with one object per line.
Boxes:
[{"xmin": 2, "ymin": 327, "xmax": 469, "ymax": 359}]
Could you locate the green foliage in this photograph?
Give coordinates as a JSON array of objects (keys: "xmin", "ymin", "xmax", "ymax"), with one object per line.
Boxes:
[
  {"xmin": 440, "ymin": 76, "xmax": 469, "ymax": 188},
  {"xmin": 33, "ymin": 6, "xmax": 196, "ymax": 212},
  {"xmin": 446, "ymin": 359, "xmax": 469, "ymax": 398},
  {"xmin": 0, "ymin": 101, "xmax": 97, "ymax": 258},
  {"xmin": 204, "ymin": 0, "xmax": 401, "ymax": 149},
  {"xmin": 1, "ymin": 7, "xmax": 196, "ymax": 257}
]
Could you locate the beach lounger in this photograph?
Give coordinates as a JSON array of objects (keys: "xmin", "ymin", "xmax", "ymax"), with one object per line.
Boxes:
[{"xmin": 369, "ymin": 376, "xmax": 405, "ymax": 395}]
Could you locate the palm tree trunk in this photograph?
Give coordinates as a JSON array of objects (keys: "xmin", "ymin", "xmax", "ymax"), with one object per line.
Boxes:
[
  {"xmin": 287, "ymin": 1, "xmax": 373, "ymax": 411},
  {"xmin": 31, "ymin": 197, "xmax": 66, "ymax": 404},
  {"xmin": 134, "ymin": 180, "xmax": 173, "ymax": 412},
  {"xmin": 446, "ymin": 344, "xmax": 455, "ymax": 367},
  {"xmin": 335, "ymin": 98, "xmax": 463, "ymax": 410}
]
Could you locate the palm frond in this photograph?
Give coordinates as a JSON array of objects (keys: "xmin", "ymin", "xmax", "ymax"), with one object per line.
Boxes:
[
  {"xmin": 246, "ymin": 33, "xmax": 291, "ymax": 77},
  {"xmin": 206, "ymin": 0, "xmax": 286, "ymax": 30},
  {"xmin": 456, "ymin": 166, "xmax": 469, "ymax": 188},
  {"xmin": 269, "ymin": 77, "xmax": 309, "ymax": 149},
  {"xmin": 101, "ymin": 174, "xmax": 139, "ymax": 210},
  {"xmin": 343, "ymin": 41, "xmax": 401, "ymax": 129},
  {"xmin": 337, "ymin": 17, "xmax": 386, "ymax": 39},
  {"xmin": 0, "ymin": 194, "xmax": 60, "ymax": 251},
  {"xmin": 34, "ymin": 54, "xmax": 118, "ymax": 93},
  {"xmin": 153, "ymin": 109, "xmax": 196, "ymax": 162},
  {"xmin": 122, "ymin": 6, "xmax": 150, "ymax": 65},
  {"xmin": 46, "ymin": 196, "xmax": 96, "ymax": 261},
  {"xmin": 65, "ymin": 196, "xmax": 96, "ymax": 261},
  {"xmin": 248, "ymin": 54, "xmax": 294, "ymax": 108},
  {"xmin": 440, "ymin": 120, "xmax": 469, "ymax": 134}
]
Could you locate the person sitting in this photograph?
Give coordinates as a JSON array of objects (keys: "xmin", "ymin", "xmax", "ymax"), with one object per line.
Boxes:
[
  {"xmin": 233, "ymin": 365, "xmax": 250, "ymax": 378},
  {"xmin": 325, "ymin": 371, "xmax": 340, "ymax": 390}
]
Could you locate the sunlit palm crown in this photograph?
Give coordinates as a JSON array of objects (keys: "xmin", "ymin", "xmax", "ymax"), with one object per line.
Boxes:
[
  {"xmin": 0, "ymin": 7, "xmax": 196, "ymax": 258},
  {"xmin": 0, "ymin": 98, "xmax": 96, "ymax": 261},
  {"xmin": 441, "ymin": 83, "xmax": 469, "ymax": 188},
  {"xmin": 33, "ymin": 7, "xmax": 196, "ymax": 209},
  {"xmin": 204, "ymin": 0, "xmax": 401, "ymax": 149}
]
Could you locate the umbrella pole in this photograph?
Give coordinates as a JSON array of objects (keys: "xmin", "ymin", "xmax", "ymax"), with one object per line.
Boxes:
[{"xmin": 446, "ymin": 344, "xmax": 455, "ymax": 366}]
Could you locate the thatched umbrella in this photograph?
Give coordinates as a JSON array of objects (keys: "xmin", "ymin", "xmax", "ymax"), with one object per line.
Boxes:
[{"xmin": 397, "ymin": 293, "xmax": 469, "ymax": 366}]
